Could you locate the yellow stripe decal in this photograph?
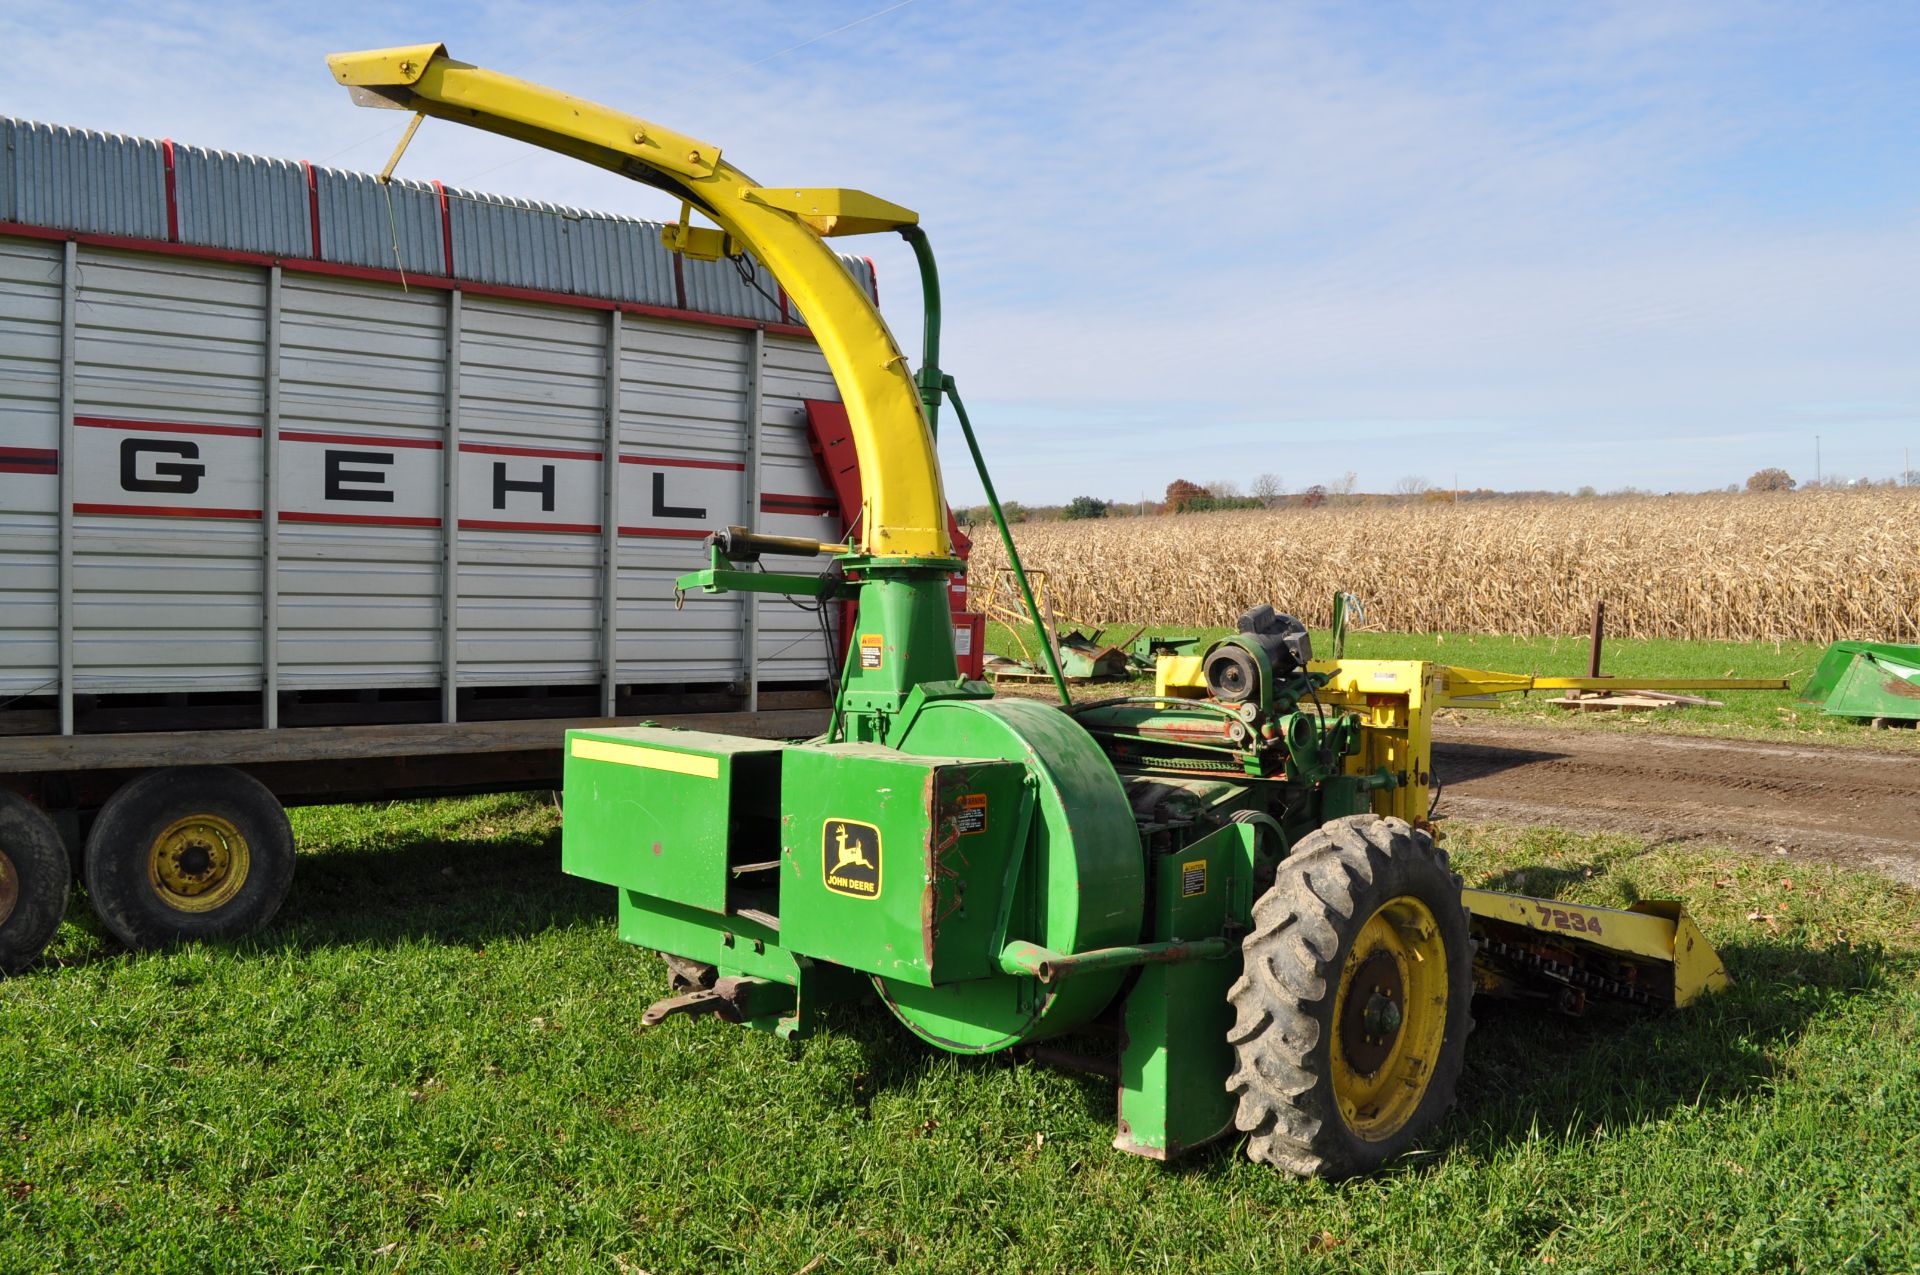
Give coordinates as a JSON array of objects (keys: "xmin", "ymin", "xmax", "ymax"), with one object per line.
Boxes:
[{"xmin": 569, "ymin": 738, "xmax": 719, "ymax": 779}]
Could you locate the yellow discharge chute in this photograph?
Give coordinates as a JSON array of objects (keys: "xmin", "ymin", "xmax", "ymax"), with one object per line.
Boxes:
[{"xmin": 326, "ymin": 43, "xmax": 952, "ymax": 562}]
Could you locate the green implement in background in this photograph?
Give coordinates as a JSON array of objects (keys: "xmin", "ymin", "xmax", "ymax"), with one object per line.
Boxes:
[{"xmin": 1799, "ymin": 640, "xmax": 1920, "ymax": 723}]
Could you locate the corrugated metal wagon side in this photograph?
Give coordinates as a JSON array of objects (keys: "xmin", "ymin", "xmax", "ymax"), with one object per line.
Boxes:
[{"xmin": 0, "ymin": 115, "xmax": 939, "ymax": 971}]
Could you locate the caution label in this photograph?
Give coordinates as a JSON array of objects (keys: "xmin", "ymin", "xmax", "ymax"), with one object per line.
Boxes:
[
  {"xmin": 859, "ymin": 633, "xmax": 884, "ymax": 670},
  {"xmin": 823, "ymin": 819, "xmax": 882, "ymax": 899},
  {"xmin": 956, "ymin": 793, "xmax": 988, "ymax": 835},
  {"xmin": 1180, "ymin": 859, "xmax": 1208, "ymax": 897}
]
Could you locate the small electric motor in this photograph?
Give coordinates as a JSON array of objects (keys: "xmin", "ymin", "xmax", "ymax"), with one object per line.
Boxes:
[{"xmin": 1203, "ymin": 605, "xmax": 1313, "ymax": 704}]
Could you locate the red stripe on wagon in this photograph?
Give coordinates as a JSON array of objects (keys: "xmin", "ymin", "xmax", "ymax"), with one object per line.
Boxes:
[
  {"xmin": 0, "ymin": 447, "xmax": 58, "ymax": 473},
  {"xmin": 459, "ymin": 518, "xmax": 601, "ymax": 534},
  {"xmin": 619, "ymin": 454, "xmax": 745, "ymax": 472},
  {"xmin": 161, "ymin": 140, "xmax": 179, "ymax": 242},
  {"xmin": 303, "ymin": 161, "xmax": 323, "ymax": 258},
  {"xmin": 280, "ymin": 511, "xmax": 443, "ymax": 528},
  {"xmin": 760, "ymin": 493, "xmax": 837, "ymax": 514},
  {"xmin": 75, "ymin": 416, "xmax": 262, "ymax": 438},
  {"xmin": 617, "ymin": 525, "xmax": 711, "ymax": 540},
  {"xmin": 460, "ymin": 442, "xmax": 602, "ymax": 461},
  {"xmin": 433, "ymin": 180, "xmax": 455, "ymax": 276},
  {"xmin": 74, "ymin": 503, "xmax": 260, "ymax": 521},
  {"xmin": 282, "ymin": 430, "xmax": 443, "ymax": 450}
]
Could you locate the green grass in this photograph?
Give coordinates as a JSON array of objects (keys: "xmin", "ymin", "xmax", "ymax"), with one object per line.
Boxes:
[
  {"xmin": 5, "ymin": 794, "xmax": 1918, "ymax": 1271},
  {"xmin": 987, "ymin": 622, "xmax": 1920, "ymax": 750}
]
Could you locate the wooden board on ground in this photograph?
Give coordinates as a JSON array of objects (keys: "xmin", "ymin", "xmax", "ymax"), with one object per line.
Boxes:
[{"xmin": 1546, "ymin": 691, "xmax": 1724, "ymax": 712}]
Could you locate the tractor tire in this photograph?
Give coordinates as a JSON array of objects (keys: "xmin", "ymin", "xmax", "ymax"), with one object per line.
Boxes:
[
  {"xmin": 1227, "ymin": 814, "xmax": 1474, "ymax": 1178},
  {"xmin": 0, "ymin": 792, "xmax": 71, "ymax": 975},
  {"xmin": 84, "ymin": 767, "xmax": 295, "ymax": 951}
]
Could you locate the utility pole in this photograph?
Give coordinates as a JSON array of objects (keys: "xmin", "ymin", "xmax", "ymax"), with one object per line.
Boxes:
[{"xmin": 1815, "ymin": 434, "xmax": 1821, "ymax": 487}]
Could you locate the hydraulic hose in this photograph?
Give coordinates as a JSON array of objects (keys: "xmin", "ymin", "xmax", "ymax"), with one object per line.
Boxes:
[{"xmin": 900, "ymin": 225, "xmax": 944, "ymax": 438}]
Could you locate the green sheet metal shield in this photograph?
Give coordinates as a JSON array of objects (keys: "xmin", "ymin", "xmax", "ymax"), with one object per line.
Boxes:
[
  {"xmin": 780, "ymin": 746, "xmax": 1029, "ymax": 987},
  {"xmin": 878, "ymin": 696, "xmax": 1144, "ymax": 1053}
]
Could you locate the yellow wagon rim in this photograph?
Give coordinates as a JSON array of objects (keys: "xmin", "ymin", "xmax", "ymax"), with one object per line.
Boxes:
[
  {"xmin": 1330, "ymin": 894, "xmax": 1450, "ymax": 1141},
  {"xmin": 146, "ymin": 814, "xmax": 252, "ymax": 914}
]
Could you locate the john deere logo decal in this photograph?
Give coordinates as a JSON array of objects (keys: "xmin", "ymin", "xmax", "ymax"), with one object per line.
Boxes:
[{"xmin": 823, "ymin": 819, "xmax": 881, "ymax": 899}]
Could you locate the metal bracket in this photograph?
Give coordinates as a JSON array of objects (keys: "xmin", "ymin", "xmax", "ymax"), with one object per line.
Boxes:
[
  {"xmin": 377, "ymin": 113, "xmax": 425, "ymax": 183},
  {"xmin": 662, "ymin": 202, "xmax": 735, "ymax": 261},
  {"xmin": 675, "ymin": 566, "xmax": 833, "ymax": 600}
]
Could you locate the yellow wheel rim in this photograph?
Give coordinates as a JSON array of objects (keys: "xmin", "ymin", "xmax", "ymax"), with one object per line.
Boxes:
[
  {"xmin": 146, "ymin": 814, "xmax": 251, "ymax": 914},
  {"xmin": 1330, "ymin": 894, "xmax": 1449, "ymax": 1141},
  {"xmin": 0, "ymin": 848, "xmax": 18, "ymax": 927}
]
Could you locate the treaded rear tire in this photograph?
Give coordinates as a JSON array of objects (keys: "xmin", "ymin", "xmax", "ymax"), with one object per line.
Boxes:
[
  {"xmin": 0, "ymin": 792, "xmax": 70, "ymax": 975},
  {"xmin": 1226, "ymin": 814, "xmax": 1474, "ymax": 1178}
]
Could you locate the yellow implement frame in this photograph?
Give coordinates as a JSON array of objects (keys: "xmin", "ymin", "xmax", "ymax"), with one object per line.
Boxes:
[
  {"xmin": 1157, "ymin": 656, "xmax": 1786, "ymax": 826},
  {"xmin": 1462, "ymin": 890, "xmax": 1729, "ymax": 1007},
  {"xmin": 326, "ymin": 43, "xmax": 951, "ymax": 562}
]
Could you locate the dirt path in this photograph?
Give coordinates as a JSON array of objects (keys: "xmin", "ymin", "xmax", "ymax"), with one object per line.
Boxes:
[{"xmin": 1434, "ymin": 721, "xmax": 1920, "ymax": 885}]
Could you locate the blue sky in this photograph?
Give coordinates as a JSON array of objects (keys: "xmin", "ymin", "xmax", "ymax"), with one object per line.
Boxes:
[{"xmin": 9, "ymin": 1, "xmax": 1916, "ymax": 502}]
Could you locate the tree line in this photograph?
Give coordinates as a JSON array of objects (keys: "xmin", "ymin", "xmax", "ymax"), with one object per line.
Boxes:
[{"xmin": 953, "ymin": 467, "xmax": 1920, "ymax": 525}]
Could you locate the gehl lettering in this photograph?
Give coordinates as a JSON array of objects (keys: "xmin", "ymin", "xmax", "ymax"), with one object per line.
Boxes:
[
  {"xmin": 324, "ymin": 450, "xmax": 395, "ymax": 502},
  {"xmin": 652, "ymin": 472, "xmax": 706, "ymax": 520},
  {"xmin": 493, "ymin": 462, "xmax": 556, "ymax": 512},
  {"xmin": 119, "ymin": 439, "xmax": 205, "ymax": 494}
]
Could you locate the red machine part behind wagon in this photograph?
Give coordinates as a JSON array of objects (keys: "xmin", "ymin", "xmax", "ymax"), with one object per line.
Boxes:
[{"xmin": 802, "ymin": 400, "xmax": 984, "ymax": 679}]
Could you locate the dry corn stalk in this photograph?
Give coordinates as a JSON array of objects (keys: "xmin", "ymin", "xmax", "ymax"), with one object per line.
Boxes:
[{"xmin": 964, "ymin": 489, "xmax": 1920, "ymax": 643}]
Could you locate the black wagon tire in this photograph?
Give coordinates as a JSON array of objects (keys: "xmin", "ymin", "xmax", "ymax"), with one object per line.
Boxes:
[
  {"xmin": 83, "ymin": 767, "xmax": 295, "ymax": 950},
  {"xmin": 1227, "ymin": 814, "xmax": 1475, "ymax": 1178},
  {"xmin": 0, "ymin": 791, "xmax": 71, "ymax": 974}
]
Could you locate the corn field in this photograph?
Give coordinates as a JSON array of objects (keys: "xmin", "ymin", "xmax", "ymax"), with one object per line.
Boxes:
[{"xmin": 965, "ymin": 489, "xmax": 1920, "ymax": 643}]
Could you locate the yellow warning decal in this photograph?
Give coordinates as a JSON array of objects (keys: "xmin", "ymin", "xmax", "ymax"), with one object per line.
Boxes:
[
  {"xmin": 859, "ymin": 633, "xmax": 884, "ymax": 670},
  {"xmin": 569, "ymin": 737, "xmax": 720, "ymax": 779},
  {"xmin": 1180, "ymin": 859, "xmax": 1208, "ymax": 897}
]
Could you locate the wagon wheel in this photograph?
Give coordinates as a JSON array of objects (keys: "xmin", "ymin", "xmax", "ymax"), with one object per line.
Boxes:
[
  {"xmin": 1227, "ymin": 814, "xmax": 1475, "ymax": 1178},
  {"xmin": 84, "ymin": 767, "xmax": 295, "ymax": 950},
  {"xmin": 0, "ymin": 792, "xmax": 71, "ymax": 974}
]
